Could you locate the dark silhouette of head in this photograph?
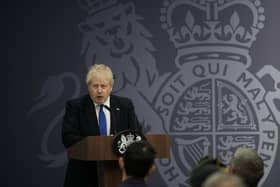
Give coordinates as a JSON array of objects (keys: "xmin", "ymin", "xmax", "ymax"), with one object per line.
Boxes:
[
  {"xmin": 190, "ymin": 156, "xmax": 226, "ymax": 187},
  {"xmin": 119, "ymin": 141, "xmax": 156, "ymax": 179}
]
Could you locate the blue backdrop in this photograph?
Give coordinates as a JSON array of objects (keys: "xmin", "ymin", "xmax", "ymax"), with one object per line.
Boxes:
[{"xmin": 7, "ymin": 0, "xmax": 280, "ymax": 186}]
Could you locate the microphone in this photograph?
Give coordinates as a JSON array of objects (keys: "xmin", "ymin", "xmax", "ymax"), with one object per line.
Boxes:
[{"xmin": 102, "ymin": 104, "xmax": 111, "ymax": 112}]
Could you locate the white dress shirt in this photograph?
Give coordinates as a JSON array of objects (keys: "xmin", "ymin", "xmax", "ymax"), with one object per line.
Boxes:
[{"xmin": 94, "ymin": 96, "xmax": 111, "ymax": 136}]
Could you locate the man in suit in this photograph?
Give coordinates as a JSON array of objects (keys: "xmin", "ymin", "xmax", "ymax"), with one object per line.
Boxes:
[
  {"xmin": 62, "ymin": 64, "xmax": 141, "ymax": 187},
  {"xmin": 118, "ymin": 141, "xmax": 156, "ymax": 187}
]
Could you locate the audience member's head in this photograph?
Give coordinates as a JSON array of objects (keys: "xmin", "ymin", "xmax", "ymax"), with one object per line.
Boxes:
[
  {"xmin": 190, "ymin": 156, "xmax": 226, "ymax": 187},
  {"xmin": 229, "ymin": 147, "xmax": 264, "ymax": 187},
  {"xmin": 202, "ymin": 173, "xmax": 245, "ymax": 187},
  {"xmin": 119, "ymin": 141, "xmax": 156, "ymax": 180}
]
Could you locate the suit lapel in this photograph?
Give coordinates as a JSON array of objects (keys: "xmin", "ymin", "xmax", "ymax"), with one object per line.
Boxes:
[
  {"xmin": 110, "ymin": 96, "xmax": 121, "ymax": 134},
  {"xmin": 84, "ymin": 95, "xmax": 100, "ymax": 135}
]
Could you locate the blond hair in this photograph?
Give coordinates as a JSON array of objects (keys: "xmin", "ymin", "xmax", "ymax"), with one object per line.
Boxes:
[{"xmin": 86, "ymin": 64, "xmax": 114, "ymax": 86}]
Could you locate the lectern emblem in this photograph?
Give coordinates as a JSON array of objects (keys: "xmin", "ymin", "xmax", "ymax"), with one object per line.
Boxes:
[{"xmin": 112, "ymin": 130, "xmax": 146, "ymax": 156}]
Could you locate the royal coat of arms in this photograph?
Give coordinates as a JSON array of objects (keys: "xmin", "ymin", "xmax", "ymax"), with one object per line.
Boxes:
[{"xmin": 30, "ymin": 0, "xmax": 279, "ymax": 186}]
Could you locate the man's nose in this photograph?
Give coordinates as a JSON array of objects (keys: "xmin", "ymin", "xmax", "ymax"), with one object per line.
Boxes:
[{"xmin": 97, "ymin": 87, "xmax": 102, "ymax": 92}]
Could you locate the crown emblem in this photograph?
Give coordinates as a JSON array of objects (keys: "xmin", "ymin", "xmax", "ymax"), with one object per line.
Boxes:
[
  {"xmin": 160, "ymin": 0, "xmax": 265, "ymax": 67},
  {"xmin": 78, "ymin": 0, "xmax": 118, "ymax": 15},
  {"xmin": 113, "ymin": 130, "xmax": 145, "ymax": 156}
]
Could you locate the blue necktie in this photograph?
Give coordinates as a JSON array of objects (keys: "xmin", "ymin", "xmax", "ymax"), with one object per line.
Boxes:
[{"xmin": 99, "ymin": 105, "xmax": 107, "ymax": 136}]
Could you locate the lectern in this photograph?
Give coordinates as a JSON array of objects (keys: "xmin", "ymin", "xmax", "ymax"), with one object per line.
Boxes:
[{"xmin": 68, "ymin": 134, "xmax": 170, "ymax": 187}]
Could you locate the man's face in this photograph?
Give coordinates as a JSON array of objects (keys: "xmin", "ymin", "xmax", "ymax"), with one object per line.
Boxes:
[{"xmin": 88, "ymin": 74, "xmax": 112, "ymax": 104}]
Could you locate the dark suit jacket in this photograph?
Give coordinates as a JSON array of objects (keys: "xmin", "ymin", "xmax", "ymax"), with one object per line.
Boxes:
[
  {"xmin": 62, "ymin": 94, "xmax": 141, "ymax": 187},
  {"xmin": 118, "ymin": 178, "xmax": 149, "ymax": 187}
]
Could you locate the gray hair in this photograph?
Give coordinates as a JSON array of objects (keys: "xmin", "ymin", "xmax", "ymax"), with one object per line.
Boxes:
[
  {"xmin": 202, "ymin": 173, "xmax": 245, "ymax": 187},
  {"xmin": 230, "ymin": 147, "xmax": 264, "ymax": 187},
  {"xmin": 86, "ymin": 64, "xmax": 114, "ymax": 86}
]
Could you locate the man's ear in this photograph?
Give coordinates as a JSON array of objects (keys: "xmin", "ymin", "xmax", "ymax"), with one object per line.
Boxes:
[{"xmin": 118, "ymin": 157, "xmax": 125, "ymax": 170}]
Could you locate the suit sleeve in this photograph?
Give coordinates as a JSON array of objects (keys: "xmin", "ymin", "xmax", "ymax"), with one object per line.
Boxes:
[
  {"xmin": 127, "ymin": 99, "xmax": 142, "ymax": 132},
  {"xmin": 61, "ymin": 101, "xmax": 83, "ymax": 148}
]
